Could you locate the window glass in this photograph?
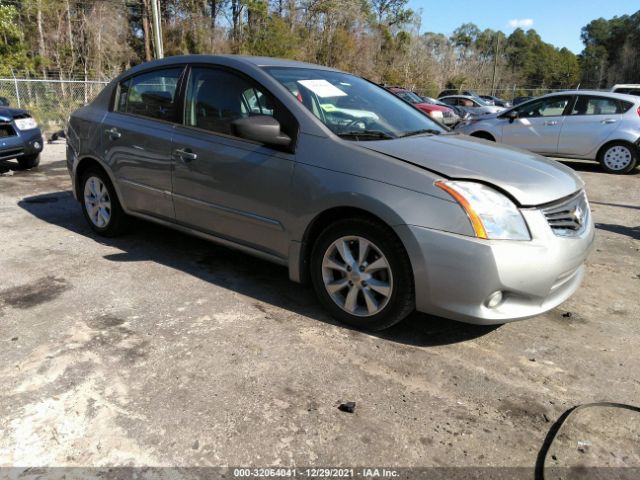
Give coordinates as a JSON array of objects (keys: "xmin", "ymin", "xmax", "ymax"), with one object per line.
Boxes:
[
  {"xmin": 614, "ymin": 87, "xmax": 640, "ymax": 97},
  {"xmin": 241, "ymin": 87, "xmax": 274, "ymax": 116},
  {"xmin": 516, "ymin": 96, "xmax": 570, "ymax": 118},
  {"xmin": 120, "ymin": 68, "xmax": 183, "ymax": 121},
  {"xmin": 117, "ymin": 79, "xmax": 130, "ymax": 112},
  {"xmin": 571, "ymin": 96, "xmax": 624, "ymax": 115},
  {"xmin": 184, "ymin": 67, "xmax": 294, "ymax": 140},
  {"xmin": 396, "ymin": 91, "xmax": 423, "ymax": 104},
  {"xmin": 265, "ymin": 67, "xmax": 445, "ymax": 139}
]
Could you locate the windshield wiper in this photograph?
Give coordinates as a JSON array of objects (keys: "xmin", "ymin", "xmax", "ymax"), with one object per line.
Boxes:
[
  {"xmin": 337, "ymin": 130, "xmax": 395, "ymax": 140},
  {"xmin": 398, "ymin": 128, "xmax": 442, "ymax": 138}
]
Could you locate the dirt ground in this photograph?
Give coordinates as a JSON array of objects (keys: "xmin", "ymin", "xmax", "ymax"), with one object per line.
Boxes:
[{"xmin": 0, "ymin": 143, "xmax": 638, "ymax": 474}]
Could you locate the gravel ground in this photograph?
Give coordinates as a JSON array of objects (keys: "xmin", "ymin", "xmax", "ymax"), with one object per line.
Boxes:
[{"xmin": 0, "ymin": 143, "xmax": 638, "ymax": 474}]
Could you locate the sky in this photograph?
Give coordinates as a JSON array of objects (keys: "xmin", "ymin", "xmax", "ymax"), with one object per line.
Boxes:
[{"xmin": 408, "ymin": 0, "xmax": 639, "ymax": 53}]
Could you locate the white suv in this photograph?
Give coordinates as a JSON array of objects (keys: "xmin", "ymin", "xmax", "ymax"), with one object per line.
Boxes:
[{"xmin": 456, "ymin": 91, "xmax": 640, "ymax": 174}]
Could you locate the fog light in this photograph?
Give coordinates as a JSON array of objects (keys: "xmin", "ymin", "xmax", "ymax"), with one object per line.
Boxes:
[
  {"xmin": 485, "ymin": 291, "xmax": 503, "ymax": 309},
  {"xmin": 33, "ymin": 141, "xmax": 41, "ymax": 150}
]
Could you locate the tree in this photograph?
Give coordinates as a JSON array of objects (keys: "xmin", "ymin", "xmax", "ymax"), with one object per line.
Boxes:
[{"xmin": 0, "ymin": 4, "xmax": 34, "ymax": 76}]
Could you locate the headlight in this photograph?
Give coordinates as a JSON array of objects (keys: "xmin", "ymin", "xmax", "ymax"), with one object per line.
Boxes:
[
  {"xmin": 14, "ymin": 117, "xmax": 38, "ymax": 130},
  {"xmin": 435, "ymin": 180, "xmax": 531, "ymax": 240},
  {"xmin": 429, "ymin": 110, "xmax": 443, "ymax": 119}
]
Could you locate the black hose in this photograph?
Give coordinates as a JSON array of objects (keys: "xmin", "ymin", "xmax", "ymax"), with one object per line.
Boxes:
[{"xmin": 535, "ymin": 401, "xmax": 640, "ymax": 480}]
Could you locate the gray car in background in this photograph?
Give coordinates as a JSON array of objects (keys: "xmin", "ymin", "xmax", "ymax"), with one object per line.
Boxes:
[
  {"xmin": 67, "ymin": 55, "xmax": 594, "ymax": 330},
  {"xmin": 456, "ymin": 91, "xmax": 640, "ymax": 174},
  {"xmin": 439, "ymin": 95, "xmax": 505, "ymax": 117}
]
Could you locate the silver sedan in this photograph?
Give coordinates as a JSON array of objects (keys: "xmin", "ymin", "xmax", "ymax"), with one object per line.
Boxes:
[
  {"xmin": 456, "ymin": 91, "xmax": 640, "ymax": 174},
  {"xmin": 67, "ymin": 55, "xmax": 594, "ymax": 330}
]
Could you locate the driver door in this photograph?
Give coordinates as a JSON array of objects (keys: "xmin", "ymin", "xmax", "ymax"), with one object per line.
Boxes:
[
  {"xmin": 501, "ymin": 96, "xmax": 572, "ymax": 154},
  {"xmin": 170, "ymin": 66, "xmax": 297, "ymax": 259}
]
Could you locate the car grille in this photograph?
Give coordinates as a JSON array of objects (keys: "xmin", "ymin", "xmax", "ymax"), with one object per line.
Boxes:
[
  {"xmin": 542, "ymin": 190, "xmax": 590, "ymax": 237},
  {"xmin": 0, "ymin": 123, "xmax": 16, "ymax": 138}
]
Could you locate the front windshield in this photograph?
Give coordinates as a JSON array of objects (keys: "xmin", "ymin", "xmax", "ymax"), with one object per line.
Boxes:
[
  {"xmin": 395, "ymin": 91, "xmax": 424, "ymax": 104},
  {"xmin": 471, "ymin": 96, "xmax": 490, "ymax": 106},
  {"xmin": 264, "ymin": 67, "xmax": 446, "ymax": 140}
]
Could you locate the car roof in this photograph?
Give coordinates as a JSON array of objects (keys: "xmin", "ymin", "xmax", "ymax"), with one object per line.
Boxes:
[
  {"xmin": 123, "ymin": 54, "xmax": 343, "ymax": 75},
  {"xmin": 542, "ymin": 90, "xmax": 640, "ymax": 102}
]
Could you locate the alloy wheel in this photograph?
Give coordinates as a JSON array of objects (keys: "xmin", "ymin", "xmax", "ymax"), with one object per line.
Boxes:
[
  {"xmin": 321, "ymin": 236, "xmax": 393, "ymax": 317},
  {"xmin": 84, "ymin": 176, "xmax": 111, "ymax": 228}
]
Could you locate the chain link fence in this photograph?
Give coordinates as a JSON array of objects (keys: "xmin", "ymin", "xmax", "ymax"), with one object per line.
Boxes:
[
  {"xmin": 0, "ymin": 78, "xmax": 109, "ymax": 135},
  {"xmin": 0, "ymin": 78, "xmax": 604, "ymax": 136}
]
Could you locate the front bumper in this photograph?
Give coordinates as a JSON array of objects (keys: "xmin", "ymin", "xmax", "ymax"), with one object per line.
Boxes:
[
  {"xmin": 395, "ymin": 208, "xmax": 595, "ymax": 325},
  {"xmin": 0, "ymin": 127, "xmax": 43, "ymax": 160}
]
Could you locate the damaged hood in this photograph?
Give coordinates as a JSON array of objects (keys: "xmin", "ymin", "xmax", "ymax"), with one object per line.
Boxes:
[{"xmin": 359, "ymin": 133, "xmax": 583, "ymax": 206}]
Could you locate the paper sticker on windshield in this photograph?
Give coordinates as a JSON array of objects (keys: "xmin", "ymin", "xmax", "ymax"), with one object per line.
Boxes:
[{"xmin": 297, "ymin": 80, "xmax": 347, "ymax": 98}]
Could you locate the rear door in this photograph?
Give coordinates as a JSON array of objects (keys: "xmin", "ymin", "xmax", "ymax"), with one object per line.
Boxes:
[
  {"xmin": 170, "ymin": 66, "xmax": 297, "ymax": 259},
  {"xmin": 557, "ymin": 95, "xmax": 629, "ymax": 157},
  {"xmin": 500, "ymin": 95, "xmax": 572, "ymax": 154},
  {"xmin": 101, "ymin": 67, "xmax": 184, "ymax": 220}
]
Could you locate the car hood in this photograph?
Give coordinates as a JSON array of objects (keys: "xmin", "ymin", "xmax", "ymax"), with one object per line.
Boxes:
[
  {"xmin": 416, "ymin": 103, "xmax": 450, "ymax": 113},
  {"xmin": 358, "ymin": 133, "xmax": 583, "ymax": 206},
  {"xmin": 0, "ymin": 107, "xmax": 28, "ymax": 122}
]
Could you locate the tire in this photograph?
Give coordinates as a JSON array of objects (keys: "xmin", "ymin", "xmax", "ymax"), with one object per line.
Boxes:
[
  {"xmin": 310, "ymin": 218, "xmax": 415, "ymax": 331},
  {"xmin": 598, "ymin": 141, "xmax": 638, "ymax": 174},
  {"xmin": 80, "ymin": 167, "xmax": 128, "ymax": 236},
  {"xmin": 471, "ymin": 131, "xmax": 495, "ymax": 142},
  {"xmin": 17, "ymin": 153, "xmax": 40, "ymax": 169}
]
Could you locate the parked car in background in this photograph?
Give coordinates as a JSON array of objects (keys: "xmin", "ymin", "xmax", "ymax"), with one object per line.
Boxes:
[
  {"xmin": 438, "ymin": 89, "xmax": 481, "ymax": 99},
  {"xmin": 386, "ymin": 87, "xmax": 459, "ymax": 126},
  {"xmin": 67, "ymin": 55, "xmax": 594, "ymax": 330},
  {"xmin": 513, "ymin": 96, "xmax": 534, "ymax": 105},
  {"xmin": 456, "ymin": 91, "xmax": 640, "ymax": 174},
  {"xmin": 421, "ymin": 96, "xmax": 470, "ymax": 122},
  {"xmin": 439, "ymin": 95, "xmax": 505, "ymax": 117},
  {"xmin": 479, "ymin": 95, "xmax": 512, "ymax": 108},
  {"xmin": 611, "ymin": 84, "xmax": 640, "ymax": 96},
  {"xmin": 0, "ymin": 97, "xmax": 10, "ymax": 107},
  {"xmin": 0, "ymin": 106, "xmax": 43, "ymax": 169}
]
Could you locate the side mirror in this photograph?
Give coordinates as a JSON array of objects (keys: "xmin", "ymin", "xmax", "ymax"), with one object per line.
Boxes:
[
  {"xmin": 231, "ymin": 115, "xmax": 292, "ymax": 148},
  {"xmin": 501, "ymin": 110, "xmax": 519, "ymax": 123}
]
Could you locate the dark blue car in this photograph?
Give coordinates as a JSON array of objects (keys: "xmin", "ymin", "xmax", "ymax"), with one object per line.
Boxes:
[{"xmin": 0, "ymin": 107, "xmax": 43, "ymax": 169}]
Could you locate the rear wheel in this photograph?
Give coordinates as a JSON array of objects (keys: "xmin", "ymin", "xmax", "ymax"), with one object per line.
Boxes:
[
  {"xmin": 598, "ymin": 141, "xmax": 638, "ymax": 174},
  {"xmin": 17, "ymin": 153, "xmax": 40, "ymax": 169},
  {"xmin": 310, "ymin": 218, "xmax": 415, "ymax": 331},
  {"xmin": 80, "ymin": 167, "xmax": 128, "ymax": 236}
]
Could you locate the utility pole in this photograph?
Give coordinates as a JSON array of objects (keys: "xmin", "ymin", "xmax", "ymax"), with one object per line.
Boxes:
[
  {"xmin": 151, "ymin": 0, "xmax": 164, "ymax": 59},
  {"xmin": 491, "ymin": 34, "xmax": 500, "ymax": 96}
]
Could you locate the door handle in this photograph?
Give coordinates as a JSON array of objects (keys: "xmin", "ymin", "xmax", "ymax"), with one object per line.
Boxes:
[
  {"xmin": 175, "ymin": 148, "xmax": 197, "ymax": 162},
  {"xmin": 601, "ymin": 118, "xmax": 617, "ymax": 124},
  {"xmin": 544, "ymin": 120, "xmax": 558, "ymax": 126},
  {"xmin": 106, "ymin": 127, "xmax": 121, "ymax": 140}
]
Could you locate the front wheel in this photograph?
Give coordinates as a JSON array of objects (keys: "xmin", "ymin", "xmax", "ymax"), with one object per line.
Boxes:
[
  {"xmin": 17, "ymin": 153, "xmax": 40, "ymax": 169},
  {"xmin": 310, "ymin": 218, "xmax": 415, "ymax": 331},
  {"xmin": 598, "ymin": 142, "xmax": 638, "ymax": 174}
]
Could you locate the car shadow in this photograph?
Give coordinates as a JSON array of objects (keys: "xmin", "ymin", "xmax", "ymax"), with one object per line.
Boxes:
[
  {"xmin": 17, "ymin": 191, "xmax": 500, "ymax": 348},
  {"xmin": 595, "ymin": 223, "xmax": 640, "ymax": 241},
  {"xmin": 556, "ymin": 159, "xmax": 640, "ymax": 176},
  {"xmin": 0, "ymin": 158, "xmax": 23, "ymax": 174}
]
